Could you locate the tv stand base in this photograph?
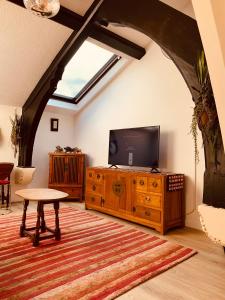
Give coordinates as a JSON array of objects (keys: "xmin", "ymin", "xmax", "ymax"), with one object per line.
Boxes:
[
  {"xmin": 109, "ymin": 165, "xmax": 118, "ymax": 169},
  {"xmin": 150, "ymin": 168, "xmax": 160, "ymax": 173}
]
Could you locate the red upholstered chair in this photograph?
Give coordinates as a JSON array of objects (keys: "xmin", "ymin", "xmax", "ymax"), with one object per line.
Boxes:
[{"xmin": 0, "ymin": 163, "xmax": 14, "ymax": 208}]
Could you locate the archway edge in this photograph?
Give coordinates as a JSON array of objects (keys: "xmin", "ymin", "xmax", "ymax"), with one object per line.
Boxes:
[
  {"xmin": 97, "ymin": 0, "xmax": 225, "ymax": 209},
  {"xmin": 97, "ymin": 0, "xmax": 203, "ymax": 101}
]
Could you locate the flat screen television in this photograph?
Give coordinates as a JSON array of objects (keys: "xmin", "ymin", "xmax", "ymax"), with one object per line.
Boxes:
[{"xmin": 108, "ymin": 125, "xmax": 160, "ymax": 170}]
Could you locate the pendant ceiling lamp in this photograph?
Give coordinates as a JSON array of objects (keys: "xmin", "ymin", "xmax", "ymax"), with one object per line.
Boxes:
[{"xmin": 23, "ymin": 0, "xmax": 60, "ymax": 18}]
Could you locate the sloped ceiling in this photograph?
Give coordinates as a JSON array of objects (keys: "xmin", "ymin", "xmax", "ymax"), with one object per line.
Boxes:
[
  {"xmin": 0, "ymin": 0, "xmax": 71, "ymax": 106},
  {"xmin": 0, "ymin": 0, "xmax": 194, "ymax": 108}
]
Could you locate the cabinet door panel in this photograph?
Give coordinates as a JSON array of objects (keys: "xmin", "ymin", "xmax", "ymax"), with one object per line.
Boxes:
[
  {"xmin": 104, "ymin": 174, "xmax": 127, "ymax": 211},
  {"xmin": 52, "ymin": 156, "xmax": 66, "ymax": 184},
  {"xmin": 67, "ymin": 156, "xmax": 77, "ymax": 184},
  {"xmin": 67, "ymin": 155, "xmax": 84, "ymax": 184}
]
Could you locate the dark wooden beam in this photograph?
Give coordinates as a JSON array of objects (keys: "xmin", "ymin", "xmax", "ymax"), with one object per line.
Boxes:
[
  {"xmin": 19, "ymin": 0, "xmax": 106, "ymax": 166},
  {"xmin": 97, "ymin": 0, "xmax": 225, "ymax": 209},
  {"xmin": 7, "ymin": 0, "xmax": 145, "ymax": 59},
  {"xmin": 96, "ymin": 0, "xmax": 203, "ymax": 100}
]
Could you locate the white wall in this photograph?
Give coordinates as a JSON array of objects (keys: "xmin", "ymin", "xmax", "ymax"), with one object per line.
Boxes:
[
  {"xmin": 73, "ymin": 42, "xmax": 205, "ymax": 229},
  {"xmin": 0, "ymin": 105, "xmax": 75, "ymax": 201},
  {"xmin": 0, "ymin": 104, "xmax": 22, "ymax": 201},
  {"xmin": 0, "ymin": 104, "xmax": 21, "ymax": 162},
  {"xmin": 30, "ymin": 110, "xmax": 75, "ymax": 188}
]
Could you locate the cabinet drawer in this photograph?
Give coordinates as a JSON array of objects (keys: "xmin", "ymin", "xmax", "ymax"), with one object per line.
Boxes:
[
  {"xmin": 87, "ymin": 171, "xmax": 104, "ymax": 183},
  {"xmin": 95, "ymin": 172, "xmax": 104, "ymax": 182},
  {"xmin": 148, "ymin": 178, "xmax": 162, "ymax": 193},
  {"xmin": 86, "ymin": 183, "xmax": 103, "ymax": 194},
  {"xmin": 134, "ymin": 206, "xmax": 161, "ymax": 223},
  {"xmin": 136, "ymin": 193, "xmax": 161, "ymax": 208},
  {"xmin": 87, "ymin": 170, "xmax": 94, "ymax": 180},
  {"xmin": 136, "ymin": 176, "xmax": 148, "ymax": 192},
  {"xmin": 86, "ymin": 194, "xmax": 102, "ymax": 206}
]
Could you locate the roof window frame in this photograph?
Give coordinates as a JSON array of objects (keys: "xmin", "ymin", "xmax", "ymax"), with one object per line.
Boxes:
[{"xmin": 51, "ymin": 51, "xmax": 121, "ymax": 105}]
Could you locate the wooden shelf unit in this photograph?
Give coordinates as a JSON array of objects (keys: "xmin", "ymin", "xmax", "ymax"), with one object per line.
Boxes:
[
  {"xmin": 48, "ymin": 152, "xmax": 85, "ymax": 201},
  {"xmin": 85, "ymin": 167, "xmax": 185, "ymax": 234}
]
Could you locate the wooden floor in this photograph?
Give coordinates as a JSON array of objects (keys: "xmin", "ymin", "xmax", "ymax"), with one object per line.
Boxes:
[{"xmin": 4, "ymin": 201, "xmax": 225, "ymax": 300}]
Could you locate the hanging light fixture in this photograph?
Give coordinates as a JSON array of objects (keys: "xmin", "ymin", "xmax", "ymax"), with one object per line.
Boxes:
[{"xmin": 23, "ymin": 0, "xmax": 60, "ymax": 18}]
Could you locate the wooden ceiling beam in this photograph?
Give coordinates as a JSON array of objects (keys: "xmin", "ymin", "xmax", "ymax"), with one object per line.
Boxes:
[
  {"xmin": 18, "ymin": 0, "xmax": 106, "ymax": 166},
  {"xmin": 7, "ymin": 0, "xmax": 145, "ymax": 59}
]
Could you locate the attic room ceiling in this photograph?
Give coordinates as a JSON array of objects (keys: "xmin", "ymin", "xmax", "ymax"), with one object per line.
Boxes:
[
  {"xmin": 60, "ymin": 0, "xmax": 194, "ymax": 18},
  {"xmin": 1, "ymin": 0, "xmax": 194, "ymax": 108},
  {"xmin": 59, "ymin": 0, "xmax": 195, "ymax": 47}
]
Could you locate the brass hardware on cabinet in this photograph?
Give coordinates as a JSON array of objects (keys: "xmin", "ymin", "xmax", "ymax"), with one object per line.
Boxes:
[
  {"xmin": 145, "ymin": 196, "xmax": 151, "ymax": 201},
  {"xmin": 145, "ymin": 210, "xmax": 151, "ymax": 217},
  {"xmin": 112, "ymin": 181, "xmax": 124, "ymax": 196},
  {"xmin": 92, "ymin": 185, "xmax": 96, "ymax": 191},
  {"xmin": 152, "ymin": 181, "xmax": 158, "ymax": 188},
  {"xmin": 139, "ymin": 180, "xmax": 144, "ymax": 186}
]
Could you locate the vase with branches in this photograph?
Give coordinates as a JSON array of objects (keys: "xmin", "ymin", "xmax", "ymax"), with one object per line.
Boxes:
[{"xmin": 10, "ymin": 111, "xmax": 21, "ymax": 158}]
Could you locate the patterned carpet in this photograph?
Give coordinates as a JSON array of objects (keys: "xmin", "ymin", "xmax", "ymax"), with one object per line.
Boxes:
[{"xmin": 0, "ymin": 207, "xmax": 197, "ymax": 299}]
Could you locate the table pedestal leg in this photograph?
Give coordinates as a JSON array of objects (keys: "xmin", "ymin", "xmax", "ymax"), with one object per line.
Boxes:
[
  {"xmin": 1, "ymin": 186, "xmax": 4, "ymax": 205},
  {"xmin": 54, "ymin": 201, "xmax": 61, "ymax": 240},
  {"xmin": 33, "ymin": 201, "xmax": 42, "ymax": 246},
  {"xmin": 6, "ymin": 184, "xmax": 10, "ymax": 208},
  {"xmin": 40, "ymin": 205, "xmax": 46, "ymax": 232},
  {"xmin": 20, "ymin": 200, "xmax": 29, "ymax": 237}
]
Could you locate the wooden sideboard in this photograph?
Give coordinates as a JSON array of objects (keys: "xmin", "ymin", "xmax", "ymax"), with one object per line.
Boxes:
[
  {"xmin": 48, "ymin": 152, "xmax": 85, "ymax": 201},
  {"xmin": 85, "ymin": 167, "xmax": 185, "ymax": 234}
]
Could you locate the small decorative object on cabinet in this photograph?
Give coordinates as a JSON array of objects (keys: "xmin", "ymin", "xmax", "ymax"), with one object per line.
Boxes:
[
  {"xmin": 48, "ymin": 152, "xmax": 85, "ymax": 201},
  {"xmin": 85, "ymin": 167, "xmax": 184, "ymax": 234}
]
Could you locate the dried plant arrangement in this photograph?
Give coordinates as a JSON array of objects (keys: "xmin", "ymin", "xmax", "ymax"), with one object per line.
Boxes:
[{"xmin": 10, "ymin": 111, "xmax": 21, "ymax": 158}]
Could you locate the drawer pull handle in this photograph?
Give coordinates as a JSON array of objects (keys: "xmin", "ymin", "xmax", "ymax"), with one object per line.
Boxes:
[
  {"xmin": 139, "ymin": 180, "xmax": 145, "ymax": 186},
  {"xmin": 92, "ymin": 185, "xmax": 96, "ymax": 191},
  {"xmin": 152, "ymin": 182, "xmax": 158, "ymax": 188},
  {"xmin": 145, "ymin": 211, "xmax": 151, "ymax": 217},
  {"xmin": 145, "ymin": 197, "xmax": 151, "ymax": 201}
]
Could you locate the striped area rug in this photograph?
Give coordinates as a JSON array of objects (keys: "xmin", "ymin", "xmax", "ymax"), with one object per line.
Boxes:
[{"xmin": 0, "ymin": 207, "xmax": 196, "ymax": 300}]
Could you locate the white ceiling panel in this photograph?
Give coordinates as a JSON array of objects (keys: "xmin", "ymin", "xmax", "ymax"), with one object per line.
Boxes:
[{"xmin": 0, "ymin": 1, "xmax": 72, "ymax": 107}]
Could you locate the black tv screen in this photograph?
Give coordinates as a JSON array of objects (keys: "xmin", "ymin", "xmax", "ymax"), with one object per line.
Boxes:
[{"xmin": 108, "ymin": 126, "xmax": 160, "ymax": 168}]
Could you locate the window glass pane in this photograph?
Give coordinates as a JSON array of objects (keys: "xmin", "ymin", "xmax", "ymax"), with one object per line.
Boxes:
[{"xmin": 54, "ymin": 40, "xmax": 114, "ymax": 98}]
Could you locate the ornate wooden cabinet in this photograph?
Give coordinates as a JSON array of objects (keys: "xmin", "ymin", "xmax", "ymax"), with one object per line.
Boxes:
[
  {"xmin": 85, "ymin": 167, "xmax": 184, "ymax": 234},
  {"xmin": 48, "ymin": 153, "xmax": 85, "ymax": 201}
]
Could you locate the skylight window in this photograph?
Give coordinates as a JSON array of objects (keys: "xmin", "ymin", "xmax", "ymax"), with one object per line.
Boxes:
[{"xmin": 53, "ymin": 40, "xmax": 120, "ymax": 104}]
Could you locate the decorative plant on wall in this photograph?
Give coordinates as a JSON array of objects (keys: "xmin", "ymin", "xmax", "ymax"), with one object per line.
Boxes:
[
  {"xmin": 192, "ymin": 50, "xmax": 221, "ymax": 168},
  {"xmin": 10, "ymin": 111, "xmax": 21, "ymax": 158}
]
